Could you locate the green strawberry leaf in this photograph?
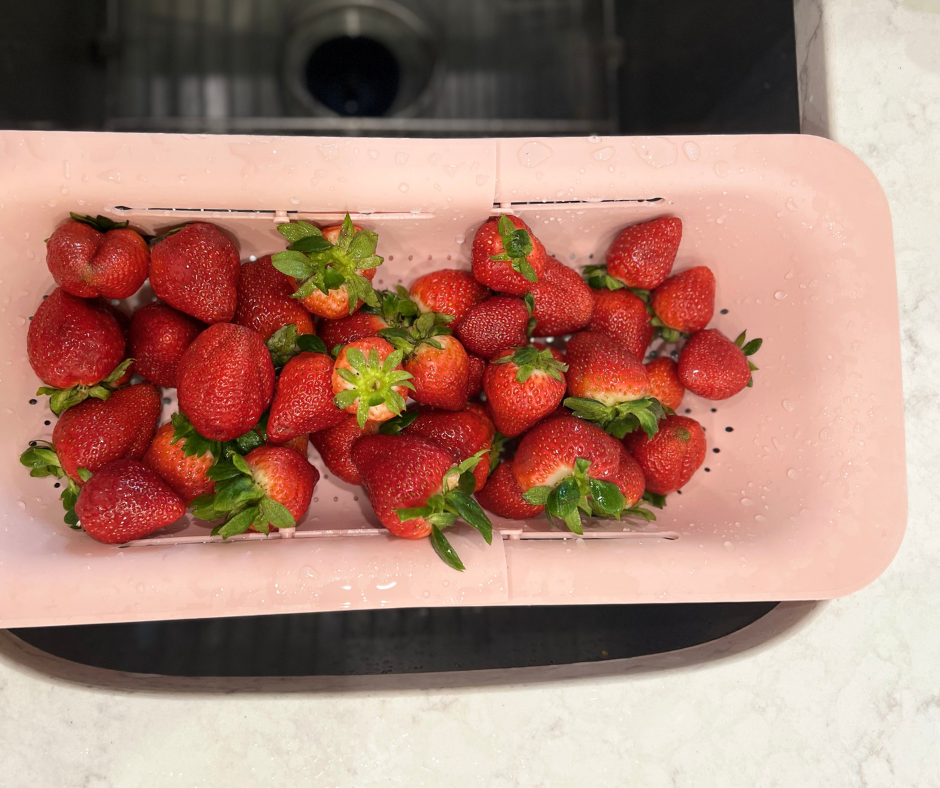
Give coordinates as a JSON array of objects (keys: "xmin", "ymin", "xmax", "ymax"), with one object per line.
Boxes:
[
  {"xmin": 642, "ymin": 491, "xmax": 667, "ymax": 509},
  {"xmin": 271, "ymin": 250, "xmax": 316, "ymax": 280},
  {"xmin": 378, "ymin": 410, "xmax": 420, "ymax": 435},
  {"xmin": 429, "ymin": 525, "xmax": 465, "ymax": 572},
  {"xmin": 277, "ymin": 220, "xmax": 323, "ymax": 244},
  {"xmin": 70, "ymin": 212, "xmax": 130, "ymax": 232},
  {"xmin": 260, "ymin": 497, "xmax": 296, "ymax": 530},
  {"xmin": 742, "ymin": 338, "xmax": 763, "ymax": 356},
  {"xmin": 348, "ymin": 229, "xmax": 379, "ymax": 259},
  {"xmin": 623, "ymin": 503, "xmax": 657, "ymax": 523},
  {"xmin": 170, "ymin": 412, "xmax": 222, "ymax": 460},
  {"xmin": 589, "ymin": 478, "xmax": 625, "ymax": 516},
  {"xmin": 522, "ymin": 485, "xmax": 552, "ymax": 506},
  {"xmin": 562, "ymin": 507, "xmax": 584, "ymax": 535},
  {"xmin": 457, "ymin": 470, "xmax": 477, "ymax": 494},
  {"xmin": 445, "ymin": 490, "xmax": 493, "ymax": 545},
  {"xmin": 396, "ymin": 505, "xmax": 433, "ymax": 522},
  {"xmin": 214, "ymin": 506, "xmax": 259, "ymax": 539},
  {"xmin": 548, "ymin": 477, "xmax": 580, "ymax": 518},
  {"xmin": 288, "ymin": 235, "xmax": 333, "ymax": 255}
]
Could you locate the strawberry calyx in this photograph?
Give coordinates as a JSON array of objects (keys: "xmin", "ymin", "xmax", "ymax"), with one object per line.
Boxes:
[
  {"xmin": 394, "ymin": 451, "xmax": 493, "ymax": 571},
  {"xmin": 488, "ymin": 430, "xmax": 511, "ymax": 474},
  {"xmin": 272, "ymin": 214, "xmax": 383, "ymax": 315},
  {"xmin": 19, "ymin": 441, "xmax": 89, "ymax": 527},
  {"xmin": 265, "ymin": 323, "xmax": 328, "ymax": 368},
  {"xmin": 642, "ymin": 491, "xmax": 667, "ymax": 509},
  {"xmin": 363, "ymin": 286, "xmax": 419, "ymax": 326},
  {"xmin": 376, "ymin": 311, "xmax": 454, "ymax": 360},
  {"xmin": 171, "ymin": 411, "xmax": 269, "ymax": 462},
  {"xmin": 582, "ymin": 263, "xmax": 652, "ymax": 303},
  {"xmin": 650, "ymin": 316, "xmax": 686, "ymax": 344},
  {"xmin": 191, "ymin": 452, "xmax": 296, "ymax": 538},
  {"xmin": 523, "ymin": 291, "xmax": 536, "ymax": 336},
  {"xmin": 333, "ymin": 346, "xmax": 414, "ymax": 427},
  {"xmin": 563, "ymin": 395, "xmax": 666, "ymax": 440},
  {"xmin": 491, "ymin": 344, "xmax": 567, "ymax": 383},
  {"xmin": 734, "ymin": 330, "xmax": 763, "ymax": 387},
  {"xmin": 521, "ymin": 457, "xmax": 625, "ymax": 535},
  {"xmin": 37, "ymin": 358, "xmax": 135, "ymax": 416},
  {"xmin": 69, "ymin": 212, "xmax": 130, "ymax": 233},
  {"xmin": 378, "ymin": 410, "xmax": 421, "ymax": 435},
  {"xmin": 490, "ymin": 215, "xmax": 537, "ymax": 282}
]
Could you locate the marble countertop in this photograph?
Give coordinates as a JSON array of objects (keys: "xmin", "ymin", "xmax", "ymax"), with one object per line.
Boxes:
[{"xmin": 2, "ymin": 1, "xmax": 939, "ymax": 785}]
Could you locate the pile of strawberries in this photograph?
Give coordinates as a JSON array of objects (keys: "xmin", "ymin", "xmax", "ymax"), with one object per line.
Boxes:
[{"xmin": 20, "ymin": 210, "xmax": 760, "ymax": 570}]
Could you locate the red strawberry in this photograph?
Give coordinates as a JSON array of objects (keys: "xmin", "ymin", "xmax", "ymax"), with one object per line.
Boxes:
[
  {"xmin": 143, "ymin": 421, "xmax": 216, "ymax": 504},
  {"xmin": 477, "ymin": 461, "xmax": 545, "ymax": 520},
  {"xmin": 529, "ymin": 258, "xmax": 594, "ymax": 337},
  {"xmin": 275, "ymin": 433, "xmax": 309, "ymax": 457},
  {"xmin": 624, "ymin": 414, "xmax": 706, "ymax": 495},
  {"xmin": 531, "ymin": 341, "xmax": 566, "ymax": 363},
  {"xmin": 612, "ymin": 446, "xmax": 645, "ymax": 509},
  {"xmin": 234, "ymin": 255, "xmax": 315, "ymax": 340},
  {"xmin": 150, "ymin": 223, "xmax": 241, "ymax": 324},
  {"xmin": 454, "ymin": 295, "xmax": 531, "ymax": 360},
  {"xmin": 320, "ymin": 310, "xmax": 388, "ymax": 351},
  {"xmin": 471, "ymin": 215, "xmax": 547, "ymax": 294},
  {"xmin": 678, "ymin": 329, "xmax": 762, "ymax": 400},
  {"xmin": 564, "ymin": 331, "xmax": 663, "ymax": 439},
  {"xmin": 645, "ymin": 357, "xmax": 685, "ymax": 411},
  {"xmin": 191, "ymin": 446, "xmax": 319, "ymax": 537},
  {"xmin": 513, "ymin": 415, "xmax": 628, "ymax": 533},
  {"xmin": 483, "ymin": 345, "xmax": 567, "ymax": 438},
  {"xmin": 267, "ymin": 350, "xmax": 346, "ymax": 442},
  {"xmin": 310, "ymin": 415, "xmax": 378, "ymax": 485},
  {"xmin": 650, "ymin": 266, "xmax": 716, "ymax": 339},
  {"xmin": 75, "ymin": 459, "xmax": 185, "ymax": 544},
  {"xmin": 272, "ymin": 216, "xmax": 383, "ymax": 319},
  {"xmin": 606, "ymin": 217, "xmax": 681, "ymax": 289},
  {"xmin": 331, "ymin": 337, "xmax": 413, "ymax": 426},
  {"xmin": 129, "ymin": 301, "xmax": 204, "ymax": 388},
  {"xmin": 46, "ymin": 214, "xmax": 149, "ymax": 299},
  {"xmin": 466, "ymin": 353, "xmax": 487, "ymax": 398},
  {"xmin": 351, "ymin": 433, "xmax": 493, "ymax": 569},
  {"xmin": 176, "ymin": 323, "xmax": 276, "ymax": 441},
  {"xmin": 409, "ymin": 269, "xmax": 490, "ymax": 326},
  {"xmin": 28, "ymin": 288, "xmax": 130, "ymax": 414},
  {"xmin": 587, "ymin": 288, "xmax": 653, "ymax": 360}
]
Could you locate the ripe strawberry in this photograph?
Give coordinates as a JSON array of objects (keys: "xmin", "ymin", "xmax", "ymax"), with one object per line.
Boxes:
[
  {"xmin": 587, "ymin": 288, "xmax": 653, "ymax": 360},
  {"xmin": 310, "ymin": 416, "xmax": 377, "ymax": 485},
  {"xmin": 611, "ymin": 446, "xmax": 646, "ymax": 509},
  {"xmin": 484, "ymin": 345, "xmax": 567, "ymax": 438},
  {"xmin": 128, "ymin": 301, "xmax": 204, "ymax": 388},
  {"xmin": 466, "ymin": 353, "xmax": 487, "ymax": 398},
  {"xmin": 606, "ymin": 217, "xmax": 681, "ymax": 289},
  {"xmin": 235, "ymin": 255, "xmax": 315, "ymax": 340},
  {"xmin": 28, "ymin": 288, "xmax": 130, "ymax": 414},
  {"xmin": 331, "ymin": 337, "xmax": 414, "ymax": 426},
  {"xmin": 150, "ymin": 222, "xmax": 241, "ymax": 324},
  {"xmin": 564, "ymin": 331, "xmax": 664, "ymax": 439},
  {"xmin": 176, "ymin": 323, "xmax": 276, "ymax": 441},
  {"xmin": 191, "ymin": 446, "xmax": 318, "ymax": 537},
  {"xmin": 650, "ymin": 265, "xmax": 716, "ymax": 340},
  {"xmin": 409, "ymin": 269, "xmax": 490, "ymax": 327},
  {"xmin": 75, "ymin": 459, "xmax": 186, "ymax": 544},
  {"xmin": 529, "ymin": 257, "xmax": 593, "ymax": 337},
  {"xmin": 477, "ymin": 461, "xmax": 545, "ymax": 520},
  {"xmin": 513, "ymin": 415, "xmax": 628, "ymax": 533},
  {"xmin": 351, "ymin": 433, "xmax": 492, "ymax": 570},
  {"xmin": 678, "ymin": 329, "xmax": 762, "ymax": 400},
  {"xmin": 46, "ymin": 213, "xmax": 149, "ymax": 299},
  {"xmin": 267, "ymin": 350, "xmax": 347, "ymax": 442},
  {"xmin": 623, "ymin": 414, "xmax": 706, "ymax": 495},
  {"xmin": 272, "ymin": 215, "xmax": 383, "ymax": 319},
  {"xmin": 143, "ymin": 421, "xmax": 216, "ymax": 504},
  {"xmin": 471, "ymin": 215, "xmax": 547, "ymax": 294},
  {"xmin": 454, "ymin": 295, "xmax": 532, "ymax": 360},
  {"xmin": 645, "ymin": 357, "xmax": 685, "ymax": 411},
  {"xmin": 275, "ymin": 433, "xmax": 309, "ymax": 457}
]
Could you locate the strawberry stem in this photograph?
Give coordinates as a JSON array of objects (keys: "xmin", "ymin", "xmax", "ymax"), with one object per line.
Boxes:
[
  {"xmin": 563, "ymin": 396, "xmax": 666, "ymax": 439},
  {"xmin": 489, "ymin": 215, "xmax": 537, "ymax": 282},
  {"xmin": 36, "ymin": 358, "xmax": 135, "ymax": 415},
  {"xmin": 19, "ymin": 441, "xmax": 85, "ymax": 527},
  {"xmin": 69, "ymin": 212, "xmax": 130, "ymax": 232}
]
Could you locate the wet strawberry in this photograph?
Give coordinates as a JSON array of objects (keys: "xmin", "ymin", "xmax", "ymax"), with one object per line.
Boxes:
[
  {"xmin": 606, "ymin": 217, "xmax": 681, "ymax": 289},
  {"xmin": 129, "ymin": 301, "xmax": 205, "ymax": 388},
  {"xmin": 471, "ymin": 215, "xmax": 547, "ymax": 294}
]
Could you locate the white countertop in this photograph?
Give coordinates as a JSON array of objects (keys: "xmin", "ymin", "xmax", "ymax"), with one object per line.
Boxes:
[{"xmin": 2, "ymin": 1, "xmax": 939, "ymax": 785}]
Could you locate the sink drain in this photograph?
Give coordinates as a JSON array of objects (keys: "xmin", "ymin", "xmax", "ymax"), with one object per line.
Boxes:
[{"xmin": 305, "ymin": 35, "xmax": 401, "ymax": 117}]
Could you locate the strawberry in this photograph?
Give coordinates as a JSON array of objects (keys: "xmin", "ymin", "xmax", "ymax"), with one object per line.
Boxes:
[
  {"xmin": 150, "ymin": 222, "xmax": 241, "ymax": 324},
  {"xmin": 272, "ymin": 215, "xmax": 383, "ymax": 319},
  {"xmin": 351, "ymin": 433, "xmax": 492, "ymax": 570},
  {"xmin": 531, "ymin": 341, "xmax": 565, "ymax": 363},
  {"xmin": 310, "ymin": 416, "xmax": 378, "ymax": 485},
  {"xmin": 484, "ymin": 345, "xmax": 567, "ymax": 438},
  {"xmin": 466, "ymin": 353, "xmax": 487, "ymax": 398},
  {"xmin": 612, "ymin": 446, "xmax": 646, "ymax": 508},
  {"xmin": 650, "ymin": 265, "xmax": 715, "ymax": 341},
  {"xmin": 678, "ymin": 329, "xmax": 762, "ymax": 400},
  {"xmin": 275, "ymin": 433, "xmax": 309, "ymax": 457},
  {"xmin": 176, "ymin": 323, "xmax": 276, "ymax": 441},
  {"xmin": 605, "ymin": 217, "xmax": 681, "ymax": 289},
  {"xmin": 379, "ymin": 313, "xmax": 469, "ymax": 411},
  {"xmin": 191, "ymin": 446, "xmax": 318, "ymax": 538},
  {"xmin": 645, "ymin": 357, "xmax": 685, "ymax": 411},
  {"xmin": 409, "ymin": 269, "xmax": 490, "ymax": 326},
  {"xmin": 27, "ymin": 288, "xmax": 131, "ymax": 414},
  {"xmin": 20, "ymin": 383, "xmax": 162, "ymax": 524},
  {"xmin": 46, "ymin": 213, "xmax": 149, "ymax": 299},
  {"xmin": 234, "ymin": 255, "xmax": 315, "ymax": 340},
  {"xmin": 563, "ymin": 331, "xmax": 664, "ymax": 439},
  {"xmin": 623, "ymin": 414, "xmax": 706, "ymax": 495},
  {"xmin": 143, "ymin": 421, "xmax": 216, "ymax": 504},
  {"xmin": 477, "ymin": 460, "xmax": 544, "ymax": 520},
  {"xmin": 513, "ymin": 415, "xmax": 628, "ymax": 533},
  {"xmin": 74, "ymin": 459, "xmax": 186, "ymax": 544},
  {"xmin": 454, "ymin": 295, "xmax": 532, "ymax": 360},
  {"xmin": 471, "ymin": 215, "xmax": 547, "ymax": 294},
  {"xmin": 267, "ymin": 348, "xmax": 347, "ymax": 442},
  {"xmin": 128, "ymin": 301, "xmax": 204, "ymax": 388},
  {"xmin": 586, "ymin": 288, "xmax": 653, "ymax": 361},
  {"xmin": 331, "ymin": 337, "xmax": 414, "ymax": 426},
  {"xmin": 529, "ymin": 257, "xmax": 594, "ymax": 337}
]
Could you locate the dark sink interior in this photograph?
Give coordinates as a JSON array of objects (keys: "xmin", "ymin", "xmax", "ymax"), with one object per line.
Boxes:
[{"xmin": 1, "ymin": 0, "xmax": 799, "ymax": 677}]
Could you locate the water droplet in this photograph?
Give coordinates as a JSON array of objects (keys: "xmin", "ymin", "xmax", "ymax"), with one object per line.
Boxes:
[
  {"xmin": 716, "ymin": 215, "xmax": 727, "ymax": 225},
  {"xmin": 179, "ymin": 174, "xmax": 187, "ymax": 182},
  {"xmin": 475, "ymin": 174, "xmax": 488, "ymax": 186},
  {"xmin": 782, "ymin": 399, "xmax": 795, "ymax": 412},
  {"xmin": 714, "ymin": 160, "xmax": 730, "ymax": 178},
  {"xmin": 787, "ymin": 468, "xmax": 798, "ymax": 479},
  {"xmin": 317, "ymin": 143, "xmax": 339, "ymax": 159},
  {"xmin": 723, "ymin": 541, "xmax": 734, "ymax": 551},
  {"xmin": 518, "ymin": 141, "xmax": 553, "ymax": 168},
  {"xmin": 741, "ymin": 497, "xmax": 753, "ymax": 506},
  {"xmin": 455, "ymin": 235, "xmax": 465, "ymax": 244},
  {"xmin": 775, "ymin": 290, "xmax": 787, "ymax": 300},
  {"xmin": 422, "ymin": 590, "xmax": 431, "ymax": 598},
  {"xmin": 632, "ymin": 137, "xmax": 678, "ymax": 168},
  {"xmin": 136, "ymin": 582, "xmax": 145, "ymax": 593},
  {"xmin": 98, "ymin": 169, "xmax": 121, "ymax": 183},
  {"xmin": 289, "ymin": 197, "xmax": 300, "ymax": 205},
  {"xmin": 786, "ymin": 198, "xmax": 798, "ymax": 212},
  {"xmin": 16, "ymin": 500, "xmax": 26, "ymax": 510},
  {"xmin": 754, "ymin": 514, "xmax": 767, "ymax": 523},
  {"xmin": 395, "ymin": 152, "xmax": 409, "ymax": 165},
  {"xmin": 592, "ymin": 146, "xmax": 615, "ymax": 162},
  {"xmin": 682, "ymin": 141, "xmax": 701, "ymax": 161},
  {"xmin": 368, "ymin": 149, "xmax": 379, "ymax": 159},
  {"xmin": 399, "ymin": 183, "xmax": 409, "ymax": 192}
]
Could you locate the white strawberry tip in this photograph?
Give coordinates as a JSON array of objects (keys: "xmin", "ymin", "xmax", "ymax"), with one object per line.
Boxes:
[{"xmin": 563, "ymin": 396, "xmax": 666, "ymax": 440}]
